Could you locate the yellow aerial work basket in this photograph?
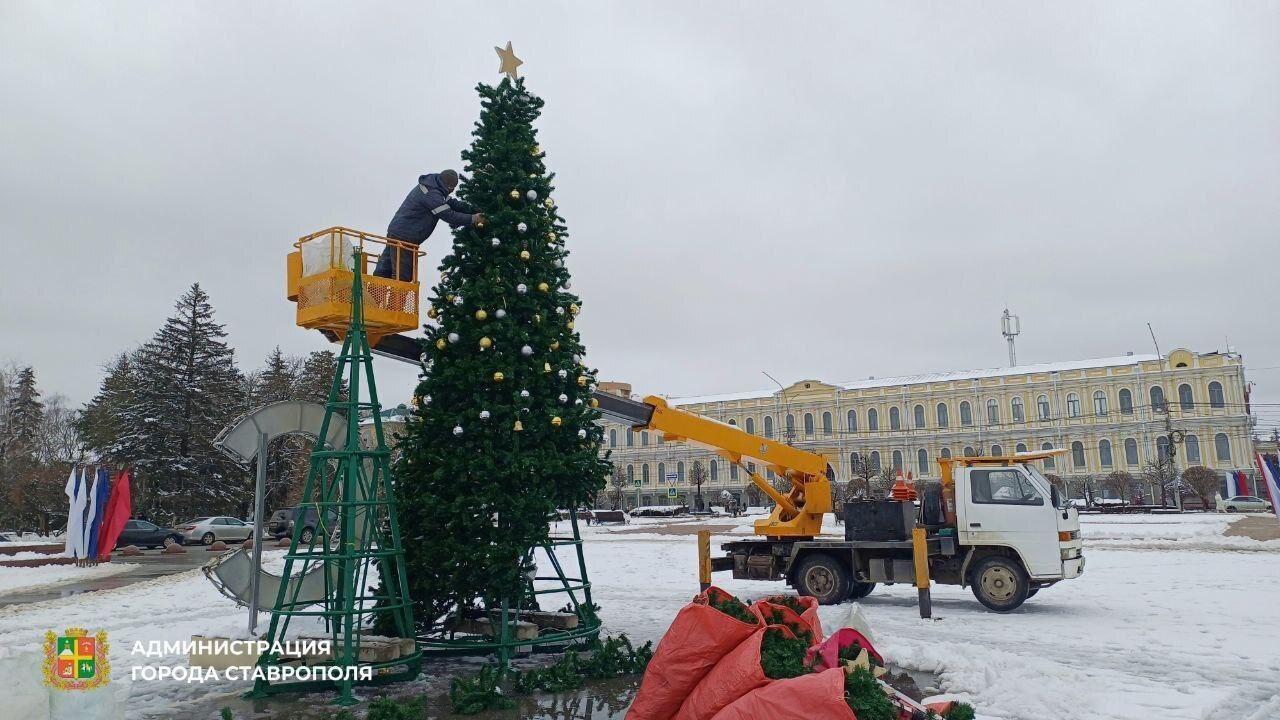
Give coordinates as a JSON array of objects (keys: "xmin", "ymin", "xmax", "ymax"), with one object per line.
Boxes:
[{"xmin": 286, "ymin": 227, "xmax": 423, "ymax": 346}]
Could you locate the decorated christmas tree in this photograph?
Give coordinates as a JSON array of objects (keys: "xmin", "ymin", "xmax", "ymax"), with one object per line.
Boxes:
[{"xmin": 395, "ymin": 55, "xmax": 611, "ymax": 632}]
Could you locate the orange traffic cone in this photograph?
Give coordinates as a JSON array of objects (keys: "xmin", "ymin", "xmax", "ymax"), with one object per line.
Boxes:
[{"xmin": 890, "ymin": 469, "xmax": 917, "ymax": 502}]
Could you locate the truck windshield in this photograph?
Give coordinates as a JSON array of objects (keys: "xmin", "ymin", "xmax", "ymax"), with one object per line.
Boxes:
[{"xmin": 1026, "ymin": 465, "xmax": 1069, "ymax": 509}]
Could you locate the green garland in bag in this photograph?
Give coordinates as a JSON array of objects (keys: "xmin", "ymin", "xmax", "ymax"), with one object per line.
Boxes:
[
  {"xmin": 844, "ymin": 665, "xmax": 896, "ymax": 720},
  {"xmin": 759, "ymin": 627, "xmax": 811, "ymax": 679},
  {"xmin": 709, "ymin": 593, "xmax": 756, "ymax": 624}
]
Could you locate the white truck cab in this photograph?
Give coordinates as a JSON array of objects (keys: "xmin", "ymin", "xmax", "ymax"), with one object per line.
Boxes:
[{"xmin": 944, "ymin": 451, "xmax": 1084, "ymax": 610}]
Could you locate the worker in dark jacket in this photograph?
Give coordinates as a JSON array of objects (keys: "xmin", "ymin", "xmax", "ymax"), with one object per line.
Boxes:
[{"xmin": 374, "ymin": 170, "xmax": 484, "ymax": 280}]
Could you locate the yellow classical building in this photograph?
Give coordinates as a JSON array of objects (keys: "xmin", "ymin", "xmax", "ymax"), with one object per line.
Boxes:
[{"xmin": 599, "ymin": 349, "xmax": 1254, "ymax": 507}]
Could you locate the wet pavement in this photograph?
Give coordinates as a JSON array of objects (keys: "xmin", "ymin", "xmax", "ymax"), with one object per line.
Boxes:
[{"xmin": 0, "ymin": 547, "xmax": 214, "ymax": 607}]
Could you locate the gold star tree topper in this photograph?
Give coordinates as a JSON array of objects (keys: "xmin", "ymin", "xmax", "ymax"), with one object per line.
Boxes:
[{"xmin": 495, "ymin": 41, "xmax": 523, "ymax": 79}]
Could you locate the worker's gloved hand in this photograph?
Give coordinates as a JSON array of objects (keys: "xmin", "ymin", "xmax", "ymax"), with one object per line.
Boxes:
[{"xmin": 472, "ymin": 213, "xmax": 486, "ymax": 226}]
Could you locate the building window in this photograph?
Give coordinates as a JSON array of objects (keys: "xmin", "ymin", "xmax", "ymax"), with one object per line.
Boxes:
[
  {"xmin": 850, "ymin": 452, "xmax": 861, "ymax": 473},
  {"xmin": 940, "ymin": 447, "xmax": 952, "ymax": 459},
  {"xmin": 627, "ymin": 431, "xmax": 634, "ymax": 447},
  {"xmin": 764, "ymin": 416, "xmax": 774, "ymax": 438},
  {"xmin": 889, "ymin": 407, "xmax": 901, "ymax": 431},
  {"xmin": 1124, "ymin": 438, "xmax": 1139, "ymax": 466},
  {"xmin": 1093, "ymin": 391, "xmax": 1108, "ymax": 416},
  {"xmin": 1157, "ymin": 436, "xmax": 1171, "ymax": 461},
  {"xmin": 847, "ymin": 410, "xmax": 858, "ymax": 432},
  {"xmin": 868, "ymin": 408, "xmax": 879, "ymax": 431},
  {"xmin": 710, "ymin": 460, "xmax": 719, "ymax": 482},
  {"xmin": 1185, "ymin": 435, "xmax": 1201, "ymax": 463},
  {"xmin": 1042, "ymin": 442, "xmax": 1056, "ymax": 469},
  {"xmin": 986, "ymin": 399, "xmax": 999, "ymax": 425},
  {"xmin": 1099, "ymin": 439, "xmax": 1113, "ymax": 467},
  {"xmin": 1011, "ymin": 397, "xmax": 1024, "ymax": 423},
  {"xmin": 960, "ymin": 401, "xmax": 973, "ymax": 426},
  {"xmin": 626, "ymin": 465, "xmax": 634, "ymax": 483},
  {"xmin": 745, "ymin": 417, "xmax": 755, "ymax": 434},
  {"xmin": 1208, "ymin": 382, "xmax": 1225, "ymax": 409},
  {"xmin": 1214, "ymin": 433, "xmax": 1231, "ymax": 462},
  {"xmin": 726, "ymin": 419, "xmax": 736, "ymax": 427},
  {"xmin": 936, "ymin": 403, "xmax": 949, "ymax": 428},
  {"xmin": 1150, "ymin": 386, "xmax": 1166, "ymax": 412},
  {"xmin": 730, "ymin": 463, "xmax": 739, "ymax": 480},
  {"xmin": 609, "ymin": 429, "xmax": 617, "ymax": 447},
  {"xmin": 642, "ymin": 431, "xmax": 649, "ymax": 447},
  {"xmin": 914, "ymin": 404, "xmax": 926, "ymax": 429},
  {"xmin": 1037, "ymin": 395, "xmax": 1050, "ymax": 420},
  {"xmin": 964, "ymin": 446, "xmax": 977, "ymax": 457},
  {"xmin": 1016, "ymin": 442, "xmax": 1027, "ymax": 454},
  {"xmin": 918, "ymin": 449, "xmax": 929, "ymax": 475},
  {"xmin": 1071, "ymin": 441, "xmax": 1086, "ymax": 468},
  {"xmin": 991, "ymin": 444, "xmax": 1002, "ymax": 457},
  {"xmin": 785, "ymin": 414, "xmax": 795, "ymax": 436},
  {"xmin": 1066, "ymin": 393, "xmax": 1081, "ymax": 418},
  {"xmin": 657, "ymin": 462, "xmax": 665, "ymax": 484},
  {"xmin": 677, "ymin": 461, "xmax": 685, "ymax": 482},
  {"xmin": 642, "ymin": 465, "xmax": 650, "ymax": 484},
  {"xmin": 803, "ymin": 413, "xmax": 814, "ymax": 436},
  {"xmin": 658, "ymin": 432, "xmax": 665, "ymax": 444},
  {"xmin": 892, "ymin": 450, "xmax": 903, "ymax": 470},
  {"xmin": 822, "ymin": 411, "xmax": 832, "ymax": 435},
  {"xmin": 869, "ymin": 451, "xmax": 881, "ymax": 471},
  {"xmin": 1178, "ymin": 384, "xmax": 1194, "ymax": 411},
  {"xmin": 1119, "ymin": 388, "xmax": 1133, "ymax": 415}
]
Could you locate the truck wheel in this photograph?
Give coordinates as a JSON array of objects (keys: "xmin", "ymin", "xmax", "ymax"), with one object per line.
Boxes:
[
  {"xmin": 794, "ymin": 554, "xmax": 850, "ymax": 605},
  {"xmin": 970, "ymin": 556, "xmax": 1029, "ymax": 612},
  {"xmin": 848, "ymin": 581, "xmax": 876, "ymax": 600}
]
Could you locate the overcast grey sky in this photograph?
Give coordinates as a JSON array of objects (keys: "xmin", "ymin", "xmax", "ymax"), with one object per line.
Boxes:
[{"xmin": 2, "ymin": 2, "xmax": 1278, "ymax": 431}]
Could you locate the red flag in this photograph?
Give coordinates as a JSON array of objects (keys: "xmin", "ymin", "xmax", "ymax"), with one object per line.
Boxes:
[{"xmin": 97, "ymin": 470, "xmax": 133, "ymax": 560}]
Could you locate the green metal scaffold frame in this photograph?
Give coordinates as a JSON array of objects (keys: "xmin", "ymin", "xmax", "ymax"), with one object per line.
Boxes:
[
  {"xmin": 248, "ymin": 257, "xmax": 421, "ymax": 705},
  {"xmin": 418, "ymin": 510, "xmax": 601, "ymax": 668}
]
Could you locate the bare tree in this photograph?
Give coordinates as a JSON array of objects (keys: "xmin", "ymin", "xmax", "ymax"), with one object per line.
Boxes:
[
  {"xmin": 848, "ymin": 453, "xmax": 877, "ymax": 500},
  {"xmin": 872, "ymin": 465, "xmax": 897, "ymax": 498},
  {"xmin": 1142, "ymin": 456, "xmax": 1178, "ymax": 507},
  {"xmin": 1180, "ymin": 466, "xmax": 1221, "ymax": 510},
  {"xmin": 744, "ymin": 483, "xmax": 764, "ymax": 508},
  {"xmin": 1067, "ymin": 474, "xmax": 1097, "ymax": 505},
  {"xmin": 1104, "ymin": 470, "xmax": 1137, "ymax": 505},
  {"xmin": 1044, "ymin": 473, "xmax": 1067, "ymax": 498},
  {"xmin": 608, "ymin": 466, "xmax": 627, "ymax": 511},
  {"xmin": 689, "ymin": 460, "xmax": 707, "ymax": 511}
]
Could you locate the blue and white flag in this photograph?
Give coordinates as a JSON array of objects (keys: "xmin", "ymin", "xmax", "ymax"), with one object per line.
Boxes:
[
  {"xmin": 85, "ymin": 468, "xmax": 110, "ymax": 558},
  {"xmin": 64, "ymin": 467, "xmax": 88, "ymax": 558}
]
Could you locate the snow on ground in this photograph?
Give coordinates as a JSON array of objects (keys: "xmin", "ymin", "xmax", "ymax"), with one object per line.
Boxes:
[
  {"xmin": 0, "ymin": 514, "xmax": 1276, "ymax": 719},
  {"xmin": 0, "ymin": 561, "xmax": 136, "ymax": 597}
]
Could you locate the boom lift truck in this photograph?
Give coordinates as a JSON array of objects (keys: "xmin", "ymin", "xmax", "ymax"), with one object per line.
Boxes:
[{"xmin": 288, "ymin": 229, "xmax": 1084, "ymax": 613}]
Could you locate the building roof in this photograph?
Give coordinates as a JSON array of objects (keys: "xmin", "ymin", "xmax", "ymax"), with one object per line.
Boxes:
[{"xmin": 668, "ymin": 353, "xmax": 1163, "ymax": 407}]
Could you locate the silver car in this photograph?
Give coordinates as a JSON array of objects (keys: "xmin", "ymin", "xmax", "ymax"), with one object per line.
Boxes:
[
  {"xmin": 1216, "ymin": 495, "xmax": 1274, "ymax": 513},
  {"xmin": 180, "ymin": 516, "xmax": 254, "ymax": 545}
]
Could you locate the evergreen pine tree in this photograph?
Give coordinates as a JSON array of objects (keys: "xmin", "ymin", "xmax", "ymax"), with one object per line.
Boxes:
[
  {"xmin": 396, "ymin": 77, "xmax": 611, "ymax": 628},
  {"xmin": 78, "ymin": 353, "xmax": 137, "ymax": 465},
  {"xmin": 2, "ymin": 366, "xmax": 45, "ymax": 528},
  {"xmin": 126, "ymin": 283, "xmax": 246, "ymax": 521}
]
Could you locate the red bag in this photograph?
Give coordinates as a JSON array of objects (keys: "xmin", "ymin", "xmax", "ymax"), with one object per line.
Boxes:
[
  {"xmin": 675, "ymin": 625, "xmax": 798, "ymax": 720},
  {"xmin": 709, "ymin": 667, "xmax": 855, "ymax": 720},
  {"xmin": 756, "ymin": 595, "xmax": 824, "ymax": 643},
  {"xmin": 805, "ymin": 627, "xmax": 883, "ymax": 671},
  {"xmin": 627, "ymin": 587, "xmax": 763, "ymax": 720},
  {"xmin": 749, "ymin": 601, "xmax": 816, "ymax": 644}
]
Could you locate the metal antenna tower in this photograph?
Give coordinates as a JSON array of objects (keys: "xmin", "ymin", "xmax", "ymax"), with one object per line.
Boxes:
[{"xmin": 1001, "ymin": 309, "xmax": 1021, "ymax": 367}]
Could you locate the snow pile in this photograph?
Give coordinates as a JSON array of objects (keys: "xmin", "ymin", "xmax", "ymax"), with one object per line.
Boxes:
[
  {"xmin": 1082, "ymin": 513, "xmax": 1280, "ymax": 551},
  {"xmin": 0, "ymin": 561, "xmax": 136, "ymax": 597}
]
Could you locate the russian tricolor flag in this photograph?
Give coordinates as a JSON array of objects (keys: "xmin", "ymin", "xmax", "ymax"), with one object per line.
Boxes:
[{"xmin": 1254, "ymin": 453, "xmax": 1280, "ymax": 524}]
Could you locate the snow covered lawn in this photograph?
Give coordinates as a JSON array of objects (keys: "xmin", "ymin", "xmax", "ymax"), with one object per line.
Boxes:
[
  {"xmin": 0, "ymin": 513, "xmax": 1275, "ymax": 718},
  {"xmin": 0, "ymin": 560, "xmax": 136, "ymax": 597}
]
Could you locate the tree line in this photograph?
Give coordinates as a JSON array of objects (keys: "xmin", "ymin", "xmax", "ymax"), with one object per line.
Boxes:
[{"xmin": 1, "ymin": 283, "xmax": 345, "ymax": 532}]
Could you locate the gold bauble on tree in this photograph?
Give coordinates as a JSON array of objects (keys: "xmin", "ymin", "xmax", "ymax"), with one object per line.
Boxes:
[
  {"xmin": 479, "ymin": 336, "xmax": 493, "ymax": 349},
  {"xmin": 577, "ymin": 376, "xmax": 588, "ymax": 387},
  {"xmin": 436, "ymin": 338, "xmax": 447, "ymax": 350},
  {"xmin": 551, "ymin": 416, "xmax": 563, "ymax": 427},
  {"xmin": 544, "ymin": 198, "xmax": 554, "ymax": 208},
  {"xmin": 509, "ymin": 189, "xmax": 520, "ymax": 199},
  {"xmin": 569, "ymin": 303, "xmax": 579, "ymax": 315},
  {"xmin": 531, "ymin": 145, "xmax": 541, "ymax": 156},
  {"xmin": 566, "ymin": 321, "xmax": 575, "ymax": 331},
  {"xmin": 590, "ymin": 398, "xmax": 600, "ymax": 408},
  {"xmin": 520, "ymin": 250, "xmax": 531, "ymax": 261},
  {"xmin": 427, "ymin": 307, "xmax": 439, "ymax": 319},
  {"xmin": 547, "ymin": 232, "xmax": 557, "ymax": 242},
  {"xmin": 513, "ymin": 420, "xmax": 523, "ymax": 431},
  {"xmin": 550, "ymin": 340, "xmax": 560, "ymax": 350},
  {"xmin": 493, "ymin": 371, "xmax": 505, "ymax": 382},
  {"xmin": 474, "ymin": 309, "xmax": 488, "ymax": 321},
  {"xmin": 533, "ymin": 314, "xmax": 542, "ymax": 323},
  {"xmin": 544, "ymin": 362, "xmax": 552, "ymax": 373},
  {"xmin": 537, "ymin": 282, "xmax": 549, "ymax": 292}
]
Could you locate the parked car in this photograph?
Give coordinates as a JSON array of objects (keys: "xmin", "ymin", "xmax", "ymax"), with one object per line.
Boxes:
[
  {"xmin": 1216, "ymin": 495, "xmax": 1274, "ymax": 513},
  {"xmin": 179, "ymin": 516, "xmax": 254, "ymax": 545},
  {"xmin": 267, "ymin": 506, "xmax": 336, "ymax": 543},
  {"xmin": 116, "ymin": 519, "xmax": 184, "ymax": 549}
]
